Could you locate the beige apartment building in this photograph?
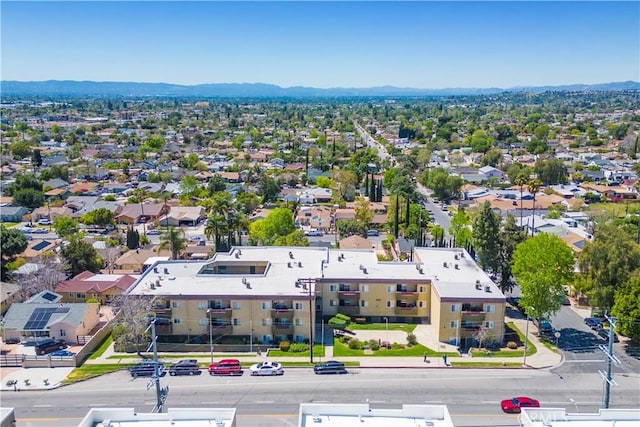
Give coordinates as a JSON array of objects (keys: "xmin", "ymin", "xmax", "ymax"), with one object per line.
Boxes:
[{"xmin": 125, "ymin": 246, "xmax": 505, "ymax": 348}]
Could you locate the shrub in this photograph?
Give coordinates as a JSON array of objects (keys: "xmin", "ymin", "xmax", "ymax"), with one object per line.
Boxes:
[
  {"xmin": 507, "ymin": 341, "xmax": 518, "ymax": 349},
  {"xmin": 407, "ymin": 333, "xmax": 417, "ymax": 346},
  {"xmin": 390, "ymin": 342, "xmax": 405, "ymax": 350},
  {"xmin": 340, "ymin": 336, "xmax": 351, "ymax": 344},
  {"xmin": 279, "ymin": 341, "xmax": 290, "ymax": 352},
  {"xmin": 368, "ymin": 339, "xmax": 380, "ymax": 351},
  {"xmin": 289, "ymin": 343, "xmax": 309, "ymax": 353},
  {"xmin": 348, "ymin": 339, "xmax": 363, "ymax": 350}
]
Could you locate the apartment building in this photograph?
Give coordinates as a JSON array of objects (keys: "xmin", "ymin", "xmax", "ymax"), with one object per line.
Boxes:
[{"xmin": 125, "ymin": 246, "xmax": 505, "ymax": 347}]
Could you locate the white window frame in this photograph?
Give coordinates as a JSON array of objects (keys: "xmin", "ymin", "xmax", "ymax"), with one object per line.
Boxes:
[
  {"xmin": 386, "ymin": 300, "xmax": 394, "ymax": 308},
  {"xmin": 387, "ymin": 285, "xmax": 394, "ymax": 293},
  {"xmin": 233, "ymin": 318, "xmax": 241, "ymax": 326},
  {"xmin": 295, "ymin": 318, "xmax": 302, "ymax": 326},
  {"xmin": 232, "ymin": 301, "xmax": 241, "ymax": 309},
  {"xmin": 172, "ymin": 301, "xmax": 180, "ymax": 309},
  {"xmin": 360, "ymin": 300, "xmax": 368, "ymax": 307},
  {"xmin": 361, "ymin": 284, "xmax": 369, "ymax": 293},
  {"xmin": 262, "ymin": 301, "xmax": 270, "ymax": 310},
  {"xmin": 198, "ymin": 318, "xmax": 208, "ymax": 326},
  {"xmin": 294, "ymin": 302, "xmax": 303, "ymax": 310},
  {"xmin": 329, "ymin": 299, "xmax": 337, "ymax": 306},
  {"xmin": 485, "ymin": 304, "xmax": 494, "ymax": 313},
  {"xmin": 451, "ymin": 304, "xmax": 460, "ymax": 313},
  {"xmin": 450, "ymin": 320, "xmax": 458, "ymax": 328},
  {"xmin": 197, "ymin": 301, "xmax": 207, "ymax": 310},
  {"xmin": 59, "ymin": 329, "xmax": 67, "ymax": 337},
  {"xmin": 485, "ymin": 321, "xmax": 494, "ymax": 329},
  {"xmin": 329, "ymin": 284, "xmax": 337, "ymax": 292},
  {"xmin": 173, "ymin": 318, "xmax": 181, "ymax": 324}
]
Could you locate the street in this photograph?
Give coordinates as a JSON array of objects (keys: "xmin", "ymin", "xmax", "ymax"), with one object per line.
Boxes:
[{"xmin": 3, "ymin": 367, "xmax": 638, "ymax": 426}]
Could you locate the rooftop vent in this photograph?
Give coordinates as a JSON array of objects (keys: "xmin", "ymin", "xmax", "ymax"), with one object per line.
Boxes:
[
  {"xmin": 153, "ymin": 267, "xmax": 159, "ymax": 273},
  {"xmin": 242, "ymin": 277, "xmax": 247, "ymax": 285},
  {"xmin": 298, "ymin": 261, "xmax": 303, "ymax": 268},
  {"xmin": 454, "ymin": 254, "xmax": 459, "ymax": 260},
  {"xmin": 163, "ymin": 268, "xmax": 169, "ymax": 275},
  {"xmin": 295, "ymin": 280, "xmax": 301, "ymax": 288},
  {"xmin": 362, "ymin": 268, "xmax": 368, "ymax": 274},
  {"xmin": 475, "ymin": 280, "xmax": 482, "ymax": 290},
  {"xmin": 289, "ymin": 251, "xmax": 294, "ymax": 259},
  {"xmin": 287, "ymin": 262, "xmax": 292, "ymax": 268},
  {"xmin": 150, "ymin": 282, "xmax": 156, "ymax": 290},
  {"xmin": 460, "ymin": 252, "xmax": 465, "ymax": 258},
  {"xmin": 235, "ymin": 252, "xmax": 240, "ymax": 259},
  {"xmin": 443, "ymin": 262, "xmax": 448, "ymax": 268},
  {"xmin": 485, "ymin": 285, "xmax": 491, "ymax": 293},
  {"xmin": 237, "ymin": 249, "xmax": 242, "ymax": 255},
  {"xmin": 418, "ymin": 267, "xmax": 424, "ymax": 274},
  {"xmin": 359, "ymin": 264, "xmax": 365, "ymax": 271},
  {"xmin": 454, "ymin": 264, "xmax": 459, "ymax": 270}
]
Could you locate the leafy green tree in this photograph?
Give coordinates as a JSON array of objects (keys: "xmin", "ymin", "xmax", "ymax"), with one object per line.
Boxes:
[
  {"xmin": 512, "ymin": 233, "xmax": 575, "ymax": 323},
  {"xmin": 469, "ymin": 129, "xmax": 493, "ymax": 153},
  {"xmin": 480, "ymin": 148, "xmax": 502, "ymax": 167},
  {"xmin": 535, "ymin": 158, "xmax": 567, "ymax": 185},
  {"xmin": 0, "ymin": 225, "xmax": 29, "ymax": 279},
  {"xmin": 495, "ymin": 214, "xmax": 526, "ymax": 293},
  {"xmin": 31, "ymin": 149, "xmax": 43, "ymax": 173},
  {"xmin": 258, "ymin": 174, "xmax": 281, "ymax": 203},
  {"xmin": 207, "ymin": 175, "xmax": 227, "ymax": 195},
  {"xmin": 448, "ymin": 208, "xmax": 471, "ymax": 248},
  {"xmin": 273, "ymin": 230, "xmax": 309, "ymax": 246},
  {"xmin": 316, "ymin": 176, "xmax": 332, "ymax": 188},
  {"xmin": 612, "ymin": 272, "xmax": 640, "ymax": 340},
  {"xmin": 80, "ymin": 208, "xmax": 115, "ymax": 227},
  {"xmin": 61, "ymin": 238, "xmax": 102, "ymax": 276},
  {"xmin": 337, "ymin": 219, "xmax": 368, "ymax": 238},
  {"xmin": 10, "ymin": 141, "xmax": 32, "ymax": 159},
  {"xmin": 53, "ymin": 216, "xmax": 79, "ymax": 238},
  {"xmin": 179, "ymin": 175, "xmax": 200, "ymax": 198},
  {"xmin": 578, "ymin": 223, "xmax": 640, "ymax": 311},
  {"xmin": 158, "ymin": 227, "xmax": 187, "ymax": 260},
  {"xmin": 15, "ymin": 121, "xmax": 28, "ymax": 140},
  {"xmin": 4, "ymin": 173, "xmax": 42, "ymax": 196},
  {"xmin": 126, "ymin": 227, "xmax": 140, "ymax": 249},
  {"xmin": 12, "ymin": 188, "xmax": 44, "ymax": 210},
  {"xmin": 236, "ymin": 191, "xmax": 260, "ymax": 215},
  {"xmin": 472, "ymin": 201, "xmax": 501, "ymax": 273},
  {"xmin": 354, "ymin": 197, "xmax": 373, "ymax": 225}
]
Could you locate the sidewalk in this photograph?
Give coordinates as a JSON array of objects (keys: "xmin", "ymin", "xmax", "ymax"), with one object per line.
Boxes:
[{"xmin": 0, "ymin": 318, "xmax": 561, "ymax": 391}]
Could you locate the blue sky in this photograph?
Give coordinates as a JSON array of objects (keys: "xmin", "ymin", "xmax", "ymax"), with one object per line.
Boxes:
[{"xmin": 2, "ymin": 1, "xmax": 639, "ymax": 88}]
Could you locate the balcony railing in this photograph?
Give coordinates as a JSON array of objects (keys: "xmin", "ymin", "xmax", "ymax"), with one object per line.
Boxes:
[
  {"xmin": 155, "ymin": 324, "xmax": 172, "ymax": 334},
  {"xmin": 338, "ymin": 305, "xmax": 360, "ymax": 315},
  {"xmin": 394, "ymin": 305, "xmax": 418, "ymax": 315},
  {"xmin": 338, "ymin": 290, "xmax": 360, "ymax": 296},
  {"xmin": 151, "ymin": 303, "xmax": 171, "ymax": 313},
  {"xmin": 271, "ymin": 324, "xmax": 294, "ymax": 334}
]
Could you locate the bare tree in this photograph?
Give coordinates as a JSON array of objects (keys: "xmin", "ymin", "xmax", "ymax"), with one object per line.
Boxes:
[
  {"xmin": 99, "ymin": 245, "xmax": 122, "ymax": 274},
  {"xmin": 111, "ymin": 294, "xmax": 156, "ymax": 354},
  {"xmin": 20, "ymin": 251, "xmax": 67, "ymax": 299}
]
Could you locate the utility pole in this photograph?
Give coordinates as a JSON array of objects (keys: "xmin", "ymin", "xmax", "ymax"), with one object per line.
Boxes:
[
  {"xmin": 600, "ymin": 315, "xmax": 620, "ymax": 409},
  {"xmin": 146, "ymin": 319, "xmax": 169, "ymax": 413}
]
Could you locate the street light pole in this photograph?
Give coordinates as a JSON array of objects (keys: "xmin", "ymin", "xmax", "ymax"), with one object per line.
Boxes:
[
  {"xmin": 383, "ymin": 317, "xmax": 389, "ymax": 342},
  {"xmin": 523, "ymin": 306, "xmax": 535, "ymax": 367},
  {"xmin": 206, "ymin": 309, "xmax": 213, "ymax": 364}
]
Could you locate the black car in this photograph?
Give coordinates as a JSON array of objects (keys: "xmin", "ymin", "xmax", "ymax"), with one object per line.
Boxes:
[
  {"xmin": 34, "ymin": 339, "xmax": 67, "ymax": 355},
  {"xmin": 597, "ymin": 327, "xmax": 619, "ymax": 343},
  {"xmin": 584, "ymin": 317, "xmax": 602, "ymax": 330},
  {"xmin": 313, "ymin": 360, "xmax": 347, "ymax": 375},
  {"xmin": 129, "ymin": 361, "xmax": 166, "ymax": 378},
  {"xmin": 169, "ymin": 359, "xmax": 201, "ymax": 376},
  {"xmin": 506, "ymin": 297, "xmax": 521, "ymax": 308}
]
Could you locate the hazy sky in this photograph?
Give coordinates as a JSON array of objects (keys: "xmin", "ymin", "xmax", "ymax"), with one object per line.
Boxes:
[{"xmin": 2, "ymin": 1, "xmax": 639, "ymax": 88}]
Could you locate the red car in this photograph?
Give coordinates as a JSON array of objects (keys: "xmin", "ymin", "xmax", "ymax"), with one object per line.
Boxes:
[{"xmin": 501, "ymin": 396, "xmax": 540, "ymax": 414}]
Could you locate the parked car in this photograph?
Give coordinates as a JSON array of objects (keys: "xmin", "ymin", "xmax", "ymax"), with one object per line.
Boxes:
[
  {"xmin": 208, "ymin": 359, "xmax": 243, "ymax": 376},
  {"xmin": 597, "ymin": 327, "xmax": 619, "ymax": 343},
  {"xmin": 49, "ymin": 350, "xmax": 76, "ymax": 357},
  {"xmin": 506, "ymin": 297, "xmax": 521, "ymax": 308},
  {"xmin": 501, "ymin": 396, "xmax": 540, "ymax": 414},
  {"xmin": 584, "ymin": 317, "xmax": 602, "ymax": 330},
  {"xmin": 366, "ymin": 229, "xmax": 379, "ymax": 237},
  {"xmin": 34, "ymin": 339, "xmax": 67, "ymax": 355},
  {"xmin": 129, "ymin": 361, "xmax": 166, "ymax": 378},
  {"xmin": 37, "ymin": 219, "xmax": 52, "ymax": 225},
  {"xmin": 29, "ymin": 228, "xmax": 48, "ymax": 234},
  {"xmin": 313, "ymin": 360, "xmax": 347, "ymax": 375},
  {"xmin": 169, "ymin": 359, "xmax": 201, "ymax": 376},
  {"xmin": 249, "ymin": 361, "xmax": 284, "ymax": 376},
  {"xmin": 146, "ymin": 229, "xmax": 161, "ymax": 235},
  {"xmin": 536, "ymin": 318, "xmax": 554, "ymax": 334},
  {"xmin": 304, "ymin": 229, "xmax": 323, "ymax": 236},
  {"xmin": 559, "ymin": 295, "xmax": 571, "ymax": 306}
]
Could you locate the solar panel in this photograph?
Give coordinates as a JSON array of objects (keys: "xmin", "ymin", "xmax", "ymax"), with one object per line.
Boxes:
[
  {"xmin": 42, "ymin": 292, "xmax": 58, "ymax": 302},
  {"xmin": 24, "ymin": 307, "xmax": 70, "ymax": 330},
  {"xmin": 31, "ymin": 241, "xmax": 51, "ymax": 252}
]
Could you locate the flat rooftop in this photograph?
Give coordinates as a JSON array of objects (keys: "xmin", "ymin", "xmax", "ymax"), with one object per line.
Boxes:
[
  {"xmin": 77, "ymin": 408, "xmax": 236, "ymax": 427},
  {"xmin": 299, "ymin": 404, "xmax": 454, "ymax": 427}
]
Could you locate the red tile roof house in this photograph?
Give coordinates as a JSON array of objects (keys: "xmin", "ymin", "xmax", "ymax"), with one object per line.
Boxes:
[
  {"xmin": 55, "ymin": 271, "xmax": 138, "ymax": 305},
  {"xmin": 115, "ymin": 203, "xmax": 169, "ymax": 225}
]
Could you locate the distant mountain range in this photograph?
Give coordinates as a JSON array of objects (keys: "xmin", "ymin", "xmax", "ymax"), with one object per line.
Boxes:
[{"xmin": 1, "ymin": 80, "xmax": 639, "ymax": 97}]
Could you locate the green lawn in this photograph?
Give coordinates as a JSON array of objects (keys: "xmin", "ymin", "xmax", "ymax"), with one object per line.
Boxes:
[
  {"xmin": 63, "ymin": 364, "xmax": 133, "ymax": 384},
  {"xmin": 266, "ymin": 345, "xmax": 324, "ymax": 358},
  {"xmin": 450, "ymin": 362, "xmax": 522, "ymax": 367},
  {"xmin": 348, "ymin": 323, "xmax": 417, "ymax": 333},
  {"xmin": 332, "ymin": 340, "xmax": 456, "ymax": 357},
  {"xmin": 88, "ymin": 334, "xmax": 113, "ymax": 359}
]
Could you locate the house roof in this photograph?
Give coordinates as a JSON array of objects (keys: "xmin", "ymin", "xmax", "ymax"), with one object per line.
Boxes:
[
  {"xmin": 2, "ymin": 302, "xmax": 94, "ymax": 331},
  {"xmin": 22, "ymin": 240, "xmax": 57, "ymax": 258},
  {"xmin": 116, "ymin": 203, "xmax": 166, "ymax": 219},
  {"xmin": 339, "ymin": 235, "xmax": 373, "ymax": 249},
  {"xmin": 55, "ymin": 271, "xmax": 137, "ymax": 294},
  {"xmin": 164, "ymin": 206, "xmax": 205, "ymax": 221}
]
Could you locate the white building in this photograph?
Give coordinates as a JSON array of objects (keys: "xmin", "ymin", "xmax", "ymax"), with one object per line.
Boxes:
[
  {"xmin": 520, "ymin": 407, "xmax": 640, "ymax": 426},
  {"xmin": 77, "ymin": 408, "xmax": 237, "ymax": 427},
  {"xmin": 298, "ymin": 403, "xmax": 454, "ymax": 427}
]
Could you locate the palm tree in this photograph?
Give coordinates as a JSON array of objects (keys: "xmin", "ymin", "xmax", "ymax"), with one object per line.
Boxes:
[
  {"xmin": 527, "ymin": 178, "xmax": 542, "ymax": 237},
  {"xmin": 158, "ymin": 227, "xmax": 186, "ymax": 260},
  {"xmin": 514, "ymin": 173, "xmax": 528, "ymax": 233}
]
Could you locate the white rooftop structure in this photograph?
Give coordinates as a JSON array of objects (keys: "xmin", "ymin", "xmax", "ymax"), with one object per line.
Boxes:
[
  {"xmin": 520, "ymin": 408, "xmax": 640, "ymax": 427},
  {"xmin": 77, "ymin": 408, "xmax": 237, "ymax": 427},
  {"xmin": 298, "ymin": 403, "xmax": 453, "ymax": 427},
  {"xmin": 126, "ymin": 246, "xmax": 503, "ymax": 303}
]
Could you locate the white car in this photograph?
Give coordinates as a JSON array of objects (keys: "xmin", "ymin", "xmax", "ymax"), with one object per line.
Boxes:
[{"xmin": 249, "ymin": 361, "xmax": 284, "ymax": 376}]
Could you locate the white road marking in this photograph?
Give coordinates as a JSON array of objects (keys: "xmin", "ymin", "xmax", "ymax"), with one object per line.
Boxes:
[{"xmin": 564, "ymin": 359, "xmax": 605, "ymax": 363}]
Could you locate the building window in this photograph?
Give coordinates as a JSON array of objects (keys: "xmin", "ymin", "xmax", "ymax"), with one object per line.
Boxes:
[
  {"xmin": 418, "ymin": 301, "xmax": 424, "ymax": 308},
  {"xmin": 360, "ymin": 300, "xmax": 368, "ymax": 307},
  {"xmin": 262, "ymin": 302, "xmax": 270, "ymax": 310},
  {"xmin": 77, "ymin": 293, "xmax": 85, "ymax": 299},
  {"xmin": 294, "ymin": 302, "xmax": 303, "ymax": 310},
  {"xmin": 198, "ymin": 318, "xmax": 207, "ymax": 326},
  {"xmin": 451, "ymin": 304, "xmax": 460, "ymax": 313},
  {"xmin": 387, "ymin": 285, "xmax": 394, "ymax": 293},
  {"xmin": 419, "ymin": 286, "xmax": 425, "ymax": 293},
  {"xmin": 172, "ymin": 301, "xmax": 180, "ymax": 309},
  {"xmin": 233, "ymin": 318, "xmax": 241, "ymax": 326},
  {"xmin": 485, "ymin": 304, "xmax": 494, "ymax": 313},
  {"xmin": 329, "ymin": 300, "xmax": 337, "ymax": 306},
  {"xmin": 361, "ymin": 285, "xmax": 368, "ymax": 293},
  {"xmin": 263, "ymin": 335, "xmax": 273, "ymax": 343},
  {"xmin": 329, "ymin": 284, "xmax": 337, "ymax": 292},
  {"xmin": 232, "ymin": 301, "xmax": 241, "ymax": 309},
  {"xmin": 485, "ymin": 321, "xmax": 494, "ymax": 329},
  {"xmin": 295, "ymin": 318, "xmax": 302, "ymax": 326},
  {"xmin": 450, "ymin": 320, "xmax": 458, "ymax": 328},
  {"xmin": 59, "ymin": 329, "xmax": 67, "ymax": 337},
  {"xmin": 386, "ymin": 300, "xmax": 394, "ymax": 308},
  {"xmin": 262, "ymin": 318, "xmax": 270, "ymax": 326},
  {"xmin": 295, "ymin": 335, "xmax": 305, "ymax": 343},
  {"xmin": 173, "ymin": 318, "xmax": 181, "ymax": 324},
  {"xmin": 197, "ymin": 301, "xmax": 207, "ymax": 310}
]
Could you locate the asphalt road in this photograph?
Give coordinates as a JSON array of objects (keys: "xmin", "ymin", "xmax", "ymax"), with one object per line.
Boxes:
[{"xmin": 3, "ymin": 367, "xmax": 638, "ymax": 427}]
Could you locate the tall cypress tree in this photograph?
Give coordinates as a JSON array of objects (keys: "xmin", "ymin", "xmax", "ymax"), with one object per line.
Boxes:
[
  {"xmin": 377, "ymin": 179, "xmax": 383, "ymax": 202},
  {"xmin": 365, "ymin": 173, "xmax": 369, "ymax": 195},
  {"xmin": 405, "ymin": 197, "xmax": 410, "ymax": 228},
  {"xmin": 369, "ymin": 178, "xmax": 376, "ymax": 201},
  {"xmin": 394, "ymin": 194, "xmax": 400, "ymax": 238}
]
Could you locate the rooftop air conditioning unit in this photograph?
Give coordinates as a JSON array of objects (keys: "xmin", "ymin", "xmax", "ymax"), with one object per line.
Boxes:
[
  {"xmin": 359, "ymin": 264, "xmax": 365, "ymax": 271},
  {"xmin": 443, "ymin": 262, "xmax": 448, "ymax": 268},
  {"xmin": 485, "ymin": 285, "xmax": 491, "ymax": 293},
  {"xmin": 298, "ymin": 261, "xmax": 303, "ymax": 267},
  {"xmin": 150, "ymin": 283, "xmax": 156, "ymax": 290},
  {"xmin": 242, "ymin": 277, "xmax": 247, "ymax": 284},
  {"xmin": 362, "ymin": 268, "xmax": 368, "ymax": 274},
  {"xmin": 164, "ymin": 268, "xmax": 169, "ymax": 274},
  {"xmin": 454, "ymin": 254, "xmax": 459, "ymax": 260},
  {"xmin": 295, "ymin": 280, "xmax": 301, "ymax": 288},
  {"xmin": 418, "ymin": 267, "xmax": 424, "ymax": 274},
  {"xmin": 153, "ymin": 267, "xmax": 159, "ymax": 273},
  {"xmin": 289, "ymin": 251, "xmax": 294, "ymax": 259},
  {"xmin": 454, "ymin": 264, "xmax": 459, "ymax": 270},
  {"xmin": 235, "ymin": 252, "xmax": 240, "ymax": 259},
  {"xmin": 288, "ymin": 262, "xmax": 292, "ymax": 268}
]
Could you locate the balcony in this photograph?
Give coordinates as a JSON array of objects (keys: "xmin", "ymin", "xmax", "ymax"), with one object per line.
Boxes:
[
  {"xmin": 272, "ymin": 323, "xmax": 294, "ymax": 334},
  {"xmin": 395, "ymin": 284, "xmax": 418, "ymax": 294},
  {"xmin": 338, "ymin": 289, "xmax": 360, "ymax": 296},
  {"xmin": 155, "ymin": 323, "xmax": 172, "ymax": 335},
  {"xmin": 338, "ymin": 305, "xmax": 360, "ymax": 315},
  {"xmin": 395, "ymin": 302, "xmax": 418, "ymax": 316},
  {"xmin": 462, "ymin": 304, "xmax": 484, "ymax": 313},
  {"xmin": 211, "ymin": 323, "xmax": 232, "ymax": 335},
  {"xmin": 208, "ymin": 300, "xmax": 232, "ymax": 312},
  {"xmin": 271, "ymin": 302, "xmax": 294, "ymax": 316},
  {"xmin": 151, "ymin": 302, "xmax": 171, "ymax": 314}
]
